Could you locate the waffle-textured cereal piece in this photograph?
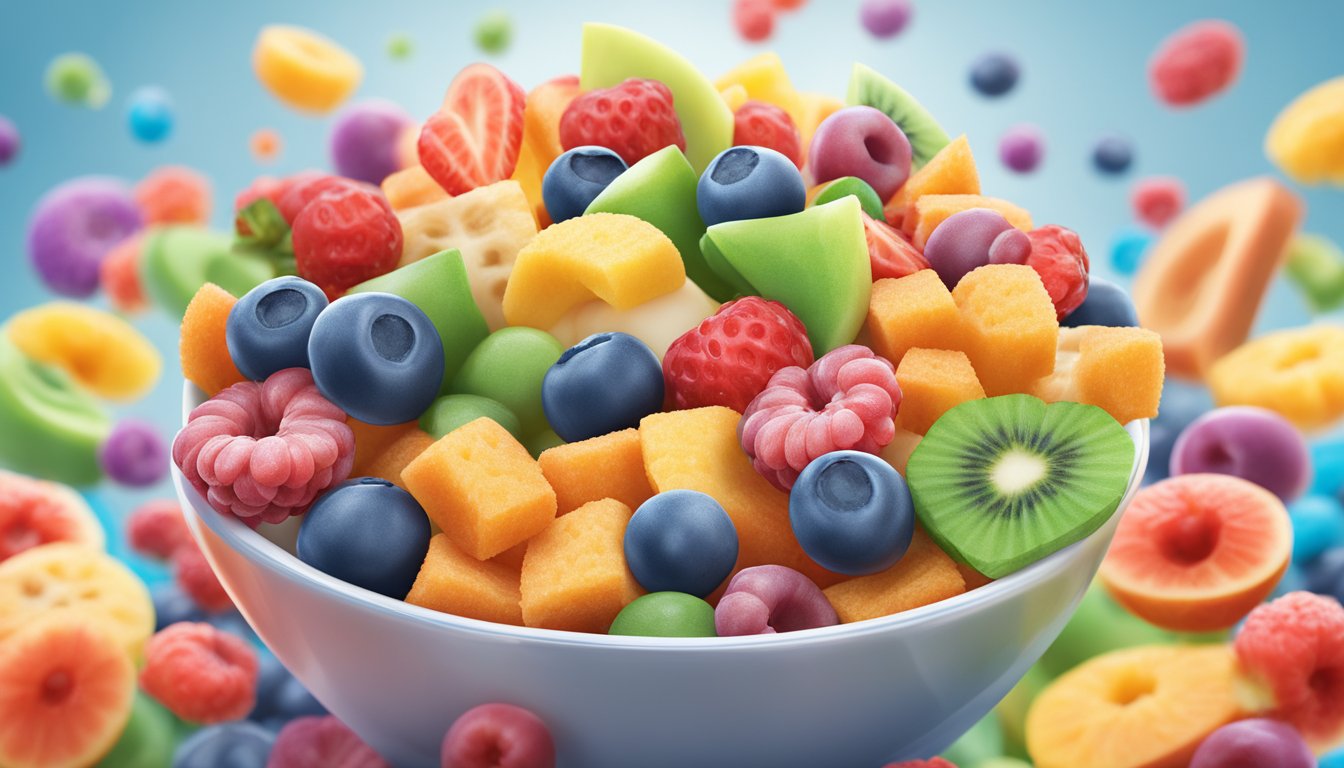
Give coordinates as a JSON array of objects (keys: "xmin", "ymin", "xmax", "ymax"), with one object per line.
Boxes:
[
  {"xmin": 905, "ymin": 194, "xmax": 1033, "ymax": 250},
  {"xmin": 1032, "ymin": 326, "xmax": 1165, "ymax": 425},
  {"xmin": 865, "ymin": 270, "xmax": 965, "ymax": 368},
  {"xmin": 538, "ymin": 429, "xmax": 654, "ymax": 515},
  {"xmin": 1208, "ymin": 325, "xmax": 1344, "ymax": 431},
  {"xmin": 519, "ymin": 498, "xmax": 643, "ymax": 633},
  {"xmin": 382, "ymin": 165, "xmax": 448, "ymax": 211},
  {"xmin": 822, "ymin": 528, "xmax": 966, "ymax": 623},
  {"xmin": 895, "ymin": 348, "xmax": 986, "ymax": 435},
  {"xmin": 884, "ymin": 135, "xmax": 980, "ymax": 226},
  {"xmin": 402, "ymin": 417, "xmax": 556, "ymax": 560},
  {"xmin": 952, "ymin": 265, "xmax": 1059, "ymax": 396},
  {"xmin": 180, "ymin": 283, "xmax": 247, "ymax": 396},
  {"xmin": 407, "ymin": 534, "xmax": 523, "ymax": 625},
  {"xmin": 361, "ymin": 428, "xmax": 435, "ymax": 490}
]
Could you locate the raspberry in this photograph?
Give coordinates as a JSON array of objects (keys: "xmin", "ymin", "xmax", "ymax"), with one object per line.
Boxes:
[
  {"xmin": 291, "ymin": 185, "xmax": 403, "ymax": 300},
  {"xmin": 733, "ymin": 0, "xmax": 777, "ymax": 42},
  {"xmin": 135, "ymin": 165, "xmax": 211, "ymax": 226},
  {"xmin": 268, "ymin": 716, "xmax": 389, "ymax": 768},
  {"xmin": 174, "ymin": 539, "xmax": 234, "ymax": 614},
  {"xmin": 864, "ymin": 212, "xmax": 930, "ymax": 280},
  {"xmin": 140, "ymin": 622, "xmax": 259, "ymax": 724},
  {"xmin": 1024, "ymin": 224, "xmax": 1090, "ymax": 321},
  {"xmin": 1235, "ymin": 591, "xmax": 1344, "ymax": 744},
  {"xmin": 1132, "ymin": 176, "xmax": 1186, "ymax": 229},
  {"xmin": 126, "ymin": 499, "xmax": 191, "ymax": 560},
  {"xmin": 733, "ymin": 101, "xmax": 802, "ymax": 168},
  {"xmin": 1149, "ymin": 20, "xmax": 1244, "ymax": 108},
  {"xmin": 559, "ymin": 78, "xmax": 687, "ymax": 167},
  {"xmin": 663, "ymin": 297, "xmax": 814, "ymax": 413},
  {"xmin": 172, "ymin": 368, "xmax": 356, "ymax": 526},
  {"xmin": 739, "ymin": 345, "xmax": 902, "ymax": 491}
]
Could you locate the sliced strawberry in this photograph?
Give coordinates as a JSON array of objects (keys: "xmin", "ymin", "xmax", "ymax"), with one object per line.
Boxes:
[
  {"xmin": 419, "ymin": 63, "xmax": 526, "ymax": 196},
  {"xmin": 863, "ymin": 212, "xmax": 930, "ymax": 280}
]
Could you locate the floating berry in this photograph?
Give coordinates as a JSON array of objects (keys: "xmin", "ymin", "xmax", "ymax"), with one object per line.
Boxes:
[
  {"xmin": 153, "ymin": 582, "xmax": 205, "ymax": 630},
  {"xmin": 863, "ymin": 212, "xmax": 930, "ymax": 279},
  {"xmin": 45, "ymin": 52, "xmax": 111, "ymax": 108},
  {"xmin": 473, "ymin": 10, "xmax": 513, "ymax": 55},
  {"xmin": 329, "ymin": 100, "xmax": 414, "ymax": 185},
  {"xmin": 126, "ymin": 86, "xmax": 173, "ymax": 144},
  {"xmin": 140, "ymin": 622, "xmax": 259, "ymax": 724},
  {"xmin": 733, "ymin": 0, "xmax": 776, "ymax": 42},
  {"xmin": 99, "ymin": 419, "xmax": 168, "ymax": 488},
  {"xmin": 269, "ymin": 715, "xmax": 390, "ymax": 768},
  {"xmin": 127, "ymin": 499, "xmax": 190, "ymax": 561},
  {"xmin": 560, "ymin": 78, "xmax": 686, "ymax": 167},
  {"xmin": 999, "ymin": 124, "xmax": 1043, "ymax": 173},
  {"xmin": 1110, "ymin": 227, "xmax": 1153, "ymax": 275},
  {"xmin": 0, "ymin": 115, "xmax": 19, "ymax": 166},
  {"xmin": 419, "ymin": 63, "xmax": 526, "ymax": 196},
  {"xmin": 970, "ymin": 52, "xmax": 1020, "ymax": 97},
  {"xmin": 1170, "ymin": 406, "xmax": 1311, "ymax": 502},
  {"xmin": 291, "ymin": 185, "xmax": 403, "ymax": 300},
  {"xmin": 1289, "ymin": 496, "xmax": 1344, "ymax": 565},
  {"xmin": 251, "ymin": 128, "xmax": 282, "ymax": 163},
  {"xmin": 27, "ymin": 177, "xmax": 142, "ymax": 298},
  {"xmin": 135, "ymin": 165, "xmax": 211, "ymax": 225},
  {"xmin": 1132, "ymin": 176, "xmax": 1186, "ymax": 229},
  {"xmin": 715, "ymin": 565, "xmax": 838, "ymax": 635},
  {"xmin": 0, "ymin": 469, "xmax": 104, "ymax": 563},
  {"xmin": 1024, "ymin": 224, "xmax": 1090, "ymax": 320},
  {"xmin": 860, "ymin": 0, "xmax": 913, "ymax": 39},
  {"xmin": 1149, "ymin": 19, "xmax": 1244, "ymax": 107},
  {"xmin": 733, "ymin": 101, "xmax": 802, "ymax": 168},
  {"xmin": 174, "ymin": 539, "xmax": 234, "ymax": 614},
  {"xmin": 1092, "ymin": 136, "xmax": 1134, "ymax": 175},
  {"xmin": 1190, "ymin": 718, "xmax": 1315, "ymax": 768},
  {"xmin": 175, "ymin": 722, "xmax": 276, "ymax": 768},
  {"xmin": 441, "ymin": 703, "xmax": 556, "ymax": 768}
]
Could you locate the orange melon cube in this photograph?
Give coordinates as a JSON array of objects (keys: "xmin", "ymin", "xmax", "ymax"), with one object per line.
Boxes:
[
  {"xmin": 878, "ymin": 428, "xmax": 922, "ymax": 476},
  {"xmin": 519, "ymin": 498, "xmax": 643, "ymax": 633},
  {"xmin": 180, "ymin": 283, "xmax": 247, "ymax": 396},
  {"xmin": 406, "ymin": 534, "xmax": 523, "ymax": 625},
  {"xmin": 348, "ymin": 418, "xmax": 417, "ymax": 477},
  {"xmin": 361, "ymin": 429, "xmax": 435, "ymax": 490},
  {"xmin": 538, "ymin": 429, "xmax": 654, "ymax": 515},
  {"xmin": 640, "ymin": 407, "xmax": 844, "ymax": 588},
  {"xmin": 957, "ymin": 562, "xmax": 994, "ymax": 591},
  {"xmin": 905, "ymin": 194, "xmax": 1033, "ymax": 250},
  {"xmin": 822, "ymin": 528, "xmax": 966, "ymax": 623},
  {"xmin": 1032, "ymin": 326, "xmax": 1165, "ymax": 425},
  {"xmin": 895, "ymin": 348, "xmax": 986, "ymax": 435},
  {"xmin": 885, "ymin": 135, "xmax": 980, "ymax": 226},
  {"xmin": 865, "ymin": 270, "xmax": 965, "ymax": 368},
  {"xmin": 952, "ymin": 265, "xmax": 1059, "ymax": 396},
  {"xmin": 401, "ymin": 418, "xmax": 557, "ymax": 560},
  {"xmin": 491, "ymin": 541, "xmax": 529, "ymax": 572},
  {"xmin": 382, "ymin": 165, "xmax": 449, "ymax": 211}
]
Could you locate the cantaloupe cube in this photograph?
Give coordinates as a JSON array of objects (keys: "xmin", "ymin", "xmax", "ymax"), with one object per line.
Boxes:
[
  {"xmin": 401, "ymin": 418, "xmax": 557, "ymax": 560},
  {"xmin": 905, "ymin": 194, "xmax": 1033, "ymax": 250},
  {"xmin": 519, "ymin": 498, "xmax": 643, "ymax": 633},
  {"xmin": 878, "ymin": 428, "xmax": 923, "ymax": 476},
  {"xmin": 348, "ymin": 417, "xmax": 418, "ymax": 477},
  {"xmin": 957, "ymin": 562, "xmax": 994, "ymax": 591},
  {"xmin": 865, "ymin": 270, "xmax": 965, "ymax": 367},
  {"xmin": 896, "ymin": 348, "xmax": 986, "ymax": 435},
  {"xmin": 361, "ymin": 428, "xmax": 435, "ymax": 490},
  {"xmin": 491, "ymin": 541, "xmax": 529, "ymax": 572},
  {"xmin": 407, "ymin": 534, "xmax": 523, "ymax": 625},
  {"xmin": 1032, "ymin": 326, "xmax": 1165, "ymax": 425},
  {"xmin": 953, "ymin": 265, "xmax": 1059, "ymax": 396},
  {"xmin": 538, "ymin": 429, "xmax": 654, "ymax": 515},
  {"xmin": 181, "ymin": 283, "xmax": 247, "ymax": 396},
  {"xmin": 823, "ymin": 529, "xmax": 966, "ymax": 623},
  {"xmin": 885, "ymin": 135, "xmax": 980, "ymax": 226},
  {"xmin": 503, "ymin": 213, "xmax": 686, "ymax": 329},
  {"xmin": 640, "ymin": 407, "xmax": 844, "ymax": 588},
  {"xmin": 382, "ymin": 165, "xmax": 449, "ymax": 211}
]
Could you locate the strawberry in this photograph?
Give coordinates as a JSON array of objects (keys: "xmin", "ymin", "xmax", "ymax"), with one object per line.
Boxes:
[
  {"xmin": 863, "ymin": 212, "xmax": 930, "ymax": 280},
  {"xmin": 276, "ymin": 173, "xmax": 364, "ymax": 224},
  {"xmin": 291, "ymin": 185, "xmax": 403, "ymax": 300},
  {"xmin": 559, "ymin": 78, "xmax": 686, "ymax": 167},
  {"xmin": 663, "ymin": 297, "xmax": 814, "ymax": 413},
  {"xmin": 1025, "ymin": 224, "xmax": 1091, "ymax": 320},
  {"xmin": 419, "ymin": 63, "xmax": 526, "ymax": 196},
  {"xmin": 733, "ymin": 100, "xmax": 802, "ymax": 168}
]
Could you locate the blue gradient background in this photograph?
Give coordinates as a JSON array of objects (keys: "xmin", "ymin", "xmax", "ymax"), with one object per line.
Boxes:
[{"xmin": 0, "ymin": 1, "xmax": 1340, "ymax": 572}]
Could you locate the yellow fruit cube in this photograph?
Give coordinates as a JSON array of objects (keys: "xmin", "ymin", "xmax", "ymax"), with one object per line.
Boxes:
[
  {"xmin": 905, "ymin": 194, "xmax": 1033, "ymax": 250},
  {"xmin": 865, "ymin": 270, "xmax": 965, "ymax": 368},
  {"xmin": 1032, "ymin": 327, "xmax": 1165, "ymax": 425},
  {"xmin": 823, "ymin": 529, "xmax": 966, "ymax": 623},
  {"xmin": 896, "ymin": 348, "xmax": 986, "ymax": 435},
  {"xmin": 406, "ymin": 534, "xmax": 523, "ymax": 625},
  {"xmin": 714, "ymin": 53, "xmax": 804, "ymax": 126},
  {"xmin": 953, "ymin": 265, "xmax": 1059, "ymax": 396},
  {"xmin": 538, "ymin": 429, "xmax": 654, "ymax": 515}
]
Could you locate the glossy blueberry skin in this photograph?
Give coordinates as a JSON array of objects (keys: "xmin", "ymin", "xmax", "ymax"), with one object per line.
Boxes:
[
  {"xmin": 789, "ymin": 450, "xmax": 914, "ymax": 575},
  {"xmin": 1062, "ymin": 277, "xmax": 1139, "ymax": 327},
  {"xmin": 308, "ymin": 292, "xmax": 444, "ymax": 425},
  {"xmin": 970, "ymin": 53, "xmax": 1021, "ymax": 97},
  {"xmin": 1092, "ymin": 136, "xmax": 1134, "ymax": 175},
  {"xmin": 542, "ymin": 332, "xmax": 663, "ymax": 443},
  {"xmin": 297, "ymin": 478, "xmax": 431, "ymax": 599},
  {"xmin": 625, "ymin": 490, "xmax": 739, "ymax": 598},
  {"xmin": 152, "ymin": 583, "xmax": 205, "ymax": 631},
  {"xmin": 172, "ymin": 722, "xmax": 276, "ymax": 768},
  {"xmin": 250, "ymin": 653, "xmax": 327, "ymax": 726},
  {"xmin": 542, "ymin": 145, "xmax": 627, "ymax": 223},
  {"xmin": 696, "ymin": 145, "xmax": 806, "ymax": 227},
  {"xmin": 1290, "ymin": 496, "xmax": 1344, "ymax": 565},
  {"xmin": 227, "ymin": 276, "xmax": 329, "ymax": 381}
]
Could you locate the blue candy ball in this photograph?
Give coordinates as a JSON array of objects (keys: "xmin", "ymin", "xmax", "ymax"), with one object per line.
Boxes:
[
  {"xmin": 127, "ymin": 87, "xmax": 173, "ymax": 144},
  {"xmin": 542, "ymin": 145, "xmax": 627, "ymax": 223},
  {"xmin": 1092, "ymin": 136, "xmax": 1134, "ymax": 175},
  {"xmin": 697, "ymin": 145, "xmax": 806, "ymax": 227},
  {"xmin": 1110, "ymin": 228, "xmax": 1154, "ymax": 275},
  {"xmin": 624, "ymin": 490, "xmax": 738, "ymax": 598},
  {"xmin": 542, "ymin": 332, "xmax": 663, "ymax": 443},
  {"xmin": 789, "ymin": 450, "xmax": 914, "ymax": 575},
  {"xmin": 1310, "ymin": 439, "xmax": 1344, "ymax": 499},
  {"xmin": 172, "ymin": 722, "xmax": 275, "ymax": 768},
  {"xmin": 1062, "ymin": 277, "xmax": 1139, "ymax": 328},
  {"xmin": 151, "ymin": 583, "xmax": 204, "ymax": 630},
  {"xmin": 308, "ymin": 292, "xmax": 444, "ymax": 425},
  {"xmin": 1307, "ymin": 547, "xmax": 1344, "ymax": 601},
  {"xmin": 226, "ymin": 276, "xmax": 328, "ymax": 381},
  {"xmin": 969, "ymin": 52, "xmax": 1020, "ymax": 97},
  {"xmin": 297, "ymin": 478, "xmax": 431, "ymax": 598},
  {"xmin": 1290, "ymin": 496, "xmax": 1344, "ymax": 565}
]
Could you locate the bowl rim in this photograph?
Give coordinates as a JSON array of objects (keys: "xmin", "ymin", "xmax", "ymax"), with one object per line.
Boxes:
[{"xmin": 177, "ymin": 381, "xmax": 1149, "ymax": 651}]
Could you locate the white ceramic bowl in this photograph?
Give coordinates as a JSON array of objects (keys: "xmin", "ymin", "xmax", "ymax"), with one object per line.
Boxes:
[{"xmin": 174, "ymin": 383, "xmax": 1148, "ymax": 767}]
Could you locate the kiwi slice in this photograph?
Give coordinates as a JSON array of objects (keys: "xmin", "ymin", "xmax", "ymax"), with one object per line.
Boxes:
[
  {"xmin": 906, "ymin": 394, "xmax": 1134, "ymax": 579},
  {"xmin": 846, "ymin": 63, "xmax": 951, "ymax": 169}
]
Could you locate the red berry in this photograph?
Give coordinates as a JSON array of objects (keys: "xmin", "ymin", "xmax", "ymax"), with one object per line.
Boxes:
[
  {"xmin": 1024, "ymin": 224, "xmax": 1090, "ymax": 321},
  {"xmin": 1149, "ymin": 20, "xmax": 1244, "ymax": 108},
  {"xmin": 733, "ymin": 101, "xmax": 802, "ymax": 168},
  {"xmin": 291, "ymin": 185, "xmax": 403, "ymax": 300},
  {"xmin": 734, "ymin": 0, "xmax": 777, "ymax": 42},
  {"xmin": 276, "ymin": 173, "xmax": 365, "ymax": 225},
  {"xmin": 559, "ymin": 78, "xmax": 687, "ymax": 167},
  {"xmin": 174, "ymin": 539, "xmax": 234, "ymax": 614},
  {"xmin": 771, "ymin": 0, "xmax": 807, "ymax": 9},
  {"xmin": 419, "ymin": 63, "xmax": 526, "ymax": 196},
  {"xmin": 269, "ymin": 716, "xmax": 390, "ymax": 768},
  {"xmin": 863, "ymin": 212, "xmax": 930, "ymax": 280},
  {"xmin": 1132, "ymin": 176, "xmax": 1186, "ymax": 229},
  {"xmin": 441, "ymin": 703, "xmax": 555, "ymax": 768},
  {"xmin": 140, "ymin": 622, "xmax": 258, "ymax": 724},
  {"xmin": 127, "ymin": 499, "xmax": 191, "ymax": 561},
  {"xmin": 663, "ymin": 297, "xmax": 814, "ymax": 413}
]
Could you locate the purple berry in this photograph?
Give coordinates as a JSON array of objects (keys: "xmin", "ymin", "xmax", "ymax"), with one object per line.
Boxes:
[
  {"xmin": 99, "ymin": 419, "xmax": 169, "ymax": 487},
  {"xmin": 27, "ymin": 177, "xmax": 142, "ymax": 297},
  {"xmin": 988, "ymin": 227, "xmax": 1032, "ymax": 265},
  {"xmin": 999, "ymin": 124, "xmax": 1044, "ymax": 173},
  {"xmin": 268, "ymin": 716, "xmax": 389, "ymax": 768},
  {"xmin": 0, "ymin": 116, "xmax": 19, "ymax": 167},
  {"xmin": 808, "ymin": 106, "xmax": 912, "ymax": 200},
  {"xmin": 441, "ymin": 703, "xmax": 555, "ymax": 768},
  {"xmin": 1190, "ymin": 719, "xmax": 1314, "ymax": 768},
  {"xmin": 1170, "ymin": 406, "xmax": 1311, "ymax": 502},
  {"xmin": 328, "ymin": 100, "xmax": 413, "ymax": 185},
  {"xmin": 715, "ymin": 565, "xmax": 838, "ymax": 635},
  {"xmin": 859, "ymin": 0, "xmax": 912, "ymax": 39},
  {"xmin": 970, "ymin": 52, "xmax": 1021, "ymax": 97},
  {"xmin": 923, "ymin": 208, "xmax": 1016, "ymax": 288}
]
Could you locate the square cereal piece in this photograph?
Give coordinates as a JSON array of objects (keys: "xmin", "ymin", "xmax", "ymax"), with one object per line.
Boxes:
[
  {"xmin": 865, "ymin": 270, "xmax": 965, "ymax": 369},
  {"xmin": 538, "ymin": 428, "xmax": 654, "ymax": 515},
  {"xmin": 1075, "ymin": 326, "xmax": 1165, "ymax": 425},
  {"xmin": 952, "ymin": 264, "xmax": 1059, "ymax": 396},
  {"xmin": 361, "ymin": 429, "xmax": 436, "ymax": 491},
  {"xmin": 823, "ymin": 528, "xmax": 966, "ymax": 623},
  {"xmin": 402, "ymin": 417, "xmax": 556, "ymax": 560},
  {"xmin": 895, "ymin": 348, "xmax": 986, "ymax": 435},
  {"xmin": 407, "ymin": 534, "xmax": 522, "ymax": 625},
  {"xmin": 519, "ymin": 498, "xmax": 643, "ymax": 633}
]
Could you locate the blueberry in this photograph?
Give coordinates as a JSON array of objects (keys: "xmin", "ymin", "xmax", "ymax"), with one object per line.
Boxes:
[
  {"xmin": 789, "ymin": 450, "xmax": 914, "ymax": 575},
  {"xmin": 696, "ymin": 145, "xmax": 806, "ymax": 228},
  {"xmin": 1110, "ymin": 227, "xmax": 1154, "ymax": 275},
  {"xmin": 1307, "ymin": 546, "xmax": 1344, "ymax": 600},
  {"xmin": 542, "ymin": 146, "xmax": 627, "ymax": 223},
  {"xmin": 250, "ymin": 653, "xmax": 327, "ymax": 724},
  {"xmin": 297, "ymin": 478, "xmax": 431, "ymax": 598},
  {"xmin": 970, "ymin": 52, "xmax": 1021, "ymax": 97},
  {"xmin": 541, "ymin": 332, "xmax": 663, "ymax": 443},
  {"xmin": 226, "ymin": 276, "xmax": 328, "ymax": 381},
  {"xmin": 152, "ymin": 583, "xmax": 205, "ymax": 631},
  {"xmin": 1062, "ymin": 277, "xmax": 1139, "ymax": 327},
  {"xmin": 308, "ymin": 292, "xmax": 444, "ymax": 425},
  {"xmin": 172, "ymin": 721, "xmax": 275, "ymax": 768},
  {"xmin": 1092, "ymin": 136, "xmax": 1134, "ymax": 175},
  {"xmin": 625, "ymin": 490, "xmax": 739, "ymax": 598}
]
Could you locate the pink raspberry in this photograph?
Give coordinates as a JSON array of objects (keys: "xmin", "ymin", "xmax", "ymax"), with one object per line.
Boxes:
[
  {"xmin": 739, "ymin": 345, "xmax": 901, "ymax": 491},
  {"xmin": 140, "ymin": 622, "xmax": 259, "ymax": 724},
  {"xmin": 268, "ymin": 716, "xmax": 390, "ymax": 768},
  {"xmin": 172, "ymin": 368, "xmax": 355, "ymax": 525},
  {"xmin": 126, "ymin": 499, "xmax": 191, "ymax": 560},
  {"xmin": 174, "ymin": 539, "xmax": 234, "ymax": 614}
]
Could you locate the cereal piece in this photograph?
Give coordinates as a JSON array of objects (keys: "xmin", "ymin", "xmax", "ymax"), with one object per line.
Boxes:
[
  {"xmin": 865, "ymin": 270, "xmax": 965, "ymax": 368},
  {"xmin": 1148, "ymin": 20, "xmax": 1244, "ymax": 107},
  {"xmin": 1132, "ymin": 177, "xmax": 1303, "ymax": 380},
  {"xmin": 402, "ymin": 418, "xmax": 556, "ymax": 560},
  {"xmin": 999, "ymin": 124, "xmax": 1044, "ymax": 174},
  {"xmin": 0, "ymin": 469, "xmax": 104, "ymax": 563},
  {"xmin": 904, "ymin": 194, "xmax": 1032, "ymax": 250},
  {"xmin": 895, "ymin": 348, "xmax": 985, "ymax": 435},
  {"xmin": 546, "ymin": 280, "xmax": 721, "ymax": 361},
  {"xmin": 822, "ymin": 528, "xmax": 965, "ymax": 623},
  {"xmin": 329, "ymin": 100, "xmax": 413, "ymax": 185},
  {"xmin": 180, "ymin": 284, "xmax": 248, "ymax": 396},
  {"xmin": 537, "ymin": 429, "xmax": 654, "ymax": 515},
  {"xmin": 100, "ymin": 234, "xmax": 148, "ymax": 314},
  {"xmin": 884, "ymin": 135, "xmax": 980, "ymax": 225},
  {"xmin": 140, "ymin": 622, "xmax": 258, "ymax": 724},
  {"xmin": 406, "ymin": 534, "xmax": 522, "ymax": 625},
  {"xmin": 519, "ymin": 498, "xmax": 642, "ymax": 633},
  {"xmin": 1266, "ymin": 76, "xmax": 1344, "ymax": 186},
  {"xmin": 502, "ymin": 213, "xmax": 686, "ymax": 329},
  {"xmin": 952, "ymin": 264, "xmax": 1058, "ymax": 396},
  {"xmin": 1032, "ymin": 326, "xmax": 1165, "ymax": 425},
  {"xmin": 173, "ymin": 540, "xmax": 234, "ymax": 614},
  {"xmin": 0, "ymin": 116, "xmax": 16, "ymax": 167},
  {"xmin": 357, "ymin": 429, "xmax": 435, "ymax": 490},
  {"xmin": 878, "ymin": 427, "xmax": 922, "ymax": 476},
  {"xmin": 7, "ymin": 302, "xmax": 161, "ymax": 401},
  {"xmin": 126, "ymin": 499, "xmax": 189, "ymax": 561},
  {"xmin": 135, "ymin": 166, "xmax": 211, "ymax": 225},
  {"xmin": 381, "ymin": 165, "xmax": 448, "ymax": 211},
  {"xmin": 252, "ymin": 25, "xmax": 362, "ymax": 114},
  {"xmin": 97, "ymin": 421, "xmax": 165, "ymax": 492},
  {"xmin": 1207, "ymin": 325, "xmax": 1344, "ymax": 431}
]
